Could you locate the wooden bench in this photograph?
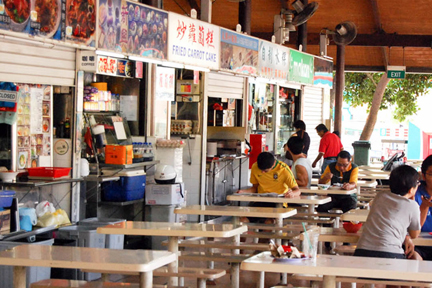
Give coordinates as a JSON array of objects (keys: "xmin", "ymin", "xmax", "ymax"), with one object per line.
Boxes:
[
  {"xmin": 30, "ymin": 279, "xmax": 189, "ymax": 288},
  {"xmin": 290, "ymin": 274, "xmax": 432, "ymax": 288},
  {"xmin": 81, "ymin": 267, "xmax": 226, "ymax": 288}
]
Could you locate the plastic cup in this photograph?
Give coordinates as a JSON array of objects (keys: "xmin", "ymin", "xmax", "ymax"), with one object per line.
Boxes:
[{"xmin": 302, "ymin": 232, "xmax": 319, "ymax": 260}]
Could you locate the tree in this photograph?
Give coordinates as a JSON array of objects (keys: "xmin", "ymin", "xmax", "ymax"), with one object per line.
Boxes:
[{"xmin": 344, "ymin": 72, "xmax": 432, "ymax": 140}]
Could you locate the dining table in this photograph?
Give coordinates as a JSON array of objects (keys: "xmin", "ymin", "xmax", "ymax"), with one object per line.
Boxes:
[
  {"xmin": 300, "ymin": 186, "xmax": 358, "ymax": 196},
  {"xmin": 340, "ymin": 209, "xmax": 369, "ymax": 222},
  {"xmin": 0, "ymin": 244, "xmax": 176, "ymax": 288},
  {"xmin": 227, "ymin": 193, "xmax": 331, "ymax": 214},
  {"xmin": 241, "ymin": 252, "xmax": 432, "ymax": 288},
  {"xmin": 97, "ymin": 221, "xmax": 247, "ymax": 288}
]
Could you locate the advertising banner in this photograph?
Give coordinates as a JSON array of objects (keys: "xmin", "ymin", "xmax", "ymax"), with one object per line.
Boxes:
[
  {"xmin": 65, "ymin": 0, "xmax": 96, "ymax": 46},
  {"xmin": 313, "ymin": 57, "xmax": 333, "ymax": 88},
  {"xmin": 258, "ymin": 40, "xmax": 289, "ymax": 81},
  {"xmin": 0, "ymin": 0, "xmax": 65, "ymax": 40},
  {"xmin": 97, "ymin": 55, "xmax": 133, "ymax": 77},
  {"xmin": 220, "ymin": 28, "xmax": 259, "ymax": 75},
  {"xmin": 288, "ymin": 49, "xmax": 314, "ymax": 85},
  {"xmin": 97, "ymin": 0, "xmax": 123, "ymax": 52},
  {"xmin": 168, "ymin": 12, "xmax": 219, "ymax": 70}
]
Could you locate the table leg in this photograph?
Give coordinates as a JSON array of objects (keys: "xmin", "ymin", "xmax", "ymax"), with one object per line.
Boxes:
[
  {"xmin": 139, "ymin": 271, "xmax": 153, "ymax": 288},
  {"xmin": 308, "ymin": 204, "xmax": 315, "ymax": 214},
  {"xmin": 257, "ymin": 271, "xmax": 265, "ymax": 288},
  {"xmin": 276, "ymin": 217, "xmax": 287, "ymax": 285},
  {"xmin": 13, "ymin": 266, "xmax": 26, "ymax": 288},
  {"xmin": 231, "ymin": 234, "xmax": 240, "ymax": 288},
  {"xmin": 323, "ymin": 275, "xmax": 336, "ymax": 288},
  {"xmin": 168, "ymin": 236, "xmax": 179, "ymax": 286}
]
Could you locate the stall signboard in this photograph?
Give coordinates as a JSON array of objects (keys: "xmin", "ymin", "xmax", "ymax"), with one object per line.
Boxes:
[
  {"xmin": 0, "ymin": 0, "xmax": 65, "ymax": 40},
  {"xmin": 97, "ymin": 0, "xmax": 123, "ymax": 52},
  {"xmin": 155, "ymin": 66, "xmax": 175, "ymax": 101},
  {"xmin": 65, "ymin": 0, "xmax": 96, "ymax": 46},
  {"xmin": 220, "ymin": 28, "xmax": 259, "ymax": 75},
  {"xmin": 121, "ymin": 1, "xmax": 168, "ymax": 59},
  {"xmin": 313, "ymin": 57, "xmax": 333, "ymax": 88},
  {"xmin": 167, "ymin": 12, "xmax": 219, "ymax": 70},
  {"xmin": 258, "ymin": 40, "xmax": 289, "ymax": 81},
  {"xmin": 78, "ymin": 50, "xmax": 97, "ymax": 72},
  {"xmin": 288, "ymin": 49, "xmax": 314, "ymax": 85}
]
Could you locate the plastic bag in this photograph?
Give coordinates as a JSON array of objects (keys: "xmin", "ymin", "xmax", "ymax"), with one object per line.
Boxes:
[
  {"xmin": 36, "ymin": 209, "xmax": 70, "ymax": 227},
  {"xmin": 35, "ymin": 201, "xmax": 55, "ymax": 217}
]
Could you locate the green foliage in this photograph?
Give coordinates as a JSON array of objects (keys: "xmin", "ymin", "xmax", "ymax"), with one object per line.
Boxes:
[{"xmin": 344, "ymin": 73, "xmax": 432, "ymax": 122}]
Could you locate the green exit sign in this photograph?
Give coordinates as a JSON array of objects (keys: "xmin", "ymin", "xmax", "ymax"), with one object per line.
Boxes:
[{"xmin": 387, "ymin": 66, "xmax": 406, "ymax": 79}]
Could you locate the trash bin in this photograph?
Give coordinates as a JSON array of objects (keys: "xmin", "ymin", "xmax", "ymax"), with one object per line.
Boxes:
[
  {"xmin": 79, "ymin": 217, "xmax": 125, "ymax": 249},
  {"xmin": 352, "ymin": 140, "xmax": 371, "ymax": 166},
  {"xmin": 56, "ymin": 225, "xmax": 105, "ymax": 281},
  {"xmin": 0, "ymin": 237, "xmax": 54, "ymax": 288}
]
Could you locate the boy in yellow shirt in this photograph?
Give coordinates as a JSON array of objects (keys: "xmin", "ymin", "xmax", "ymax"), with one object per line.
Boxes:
[{"xmin": 237, "ymin": 152, "xmax": 300, "ymax": 223}]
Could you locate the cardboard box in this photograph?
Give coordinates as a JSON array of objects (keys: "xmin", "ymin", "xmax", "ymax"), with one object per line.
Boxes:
[
  {"xmin": 146, "ymin": 183, "xmax": 185, "ymax": 205},
  {"xmin": 0, "ymin": 210, "xmax": 11, "ymax": 234},
  {"xmin": 105, "ymin": 145, "xmax": 133, "ymax": 165}
]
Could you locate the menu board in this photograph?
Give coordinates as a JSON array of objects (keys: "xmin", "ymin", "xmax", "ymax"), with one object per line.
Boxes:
[
  {"xmin": 288, "ymin": 49, "xmax": 314, "ymax": 85},
  {"xmin": 220, "ymin": 28, "xmax": 259, "ymax": 75},
  {"xmin": 122, "ymin": 1, "xmax": 168, "ymax": 58},
  {"xmin": 0, "ymin": 0, "xmax": 65, "ymax": 40},
  {"xmin": 167, "ymin": 12, "xmax": 219, "ymax": 70},
  {"xmin": 65, "ymin": 0, "xmax": 96, "ymax": 46},
  {"xmin": 16, "ymin": 84, "xmax": 52, "ymax": 169}
]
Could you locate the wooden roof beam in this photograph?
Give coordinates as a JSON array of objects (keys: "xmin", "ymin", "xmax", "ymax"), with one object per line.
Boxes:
[{"xmin": 251, "ymin": 32, "xmax": 432, "ymax": 47}]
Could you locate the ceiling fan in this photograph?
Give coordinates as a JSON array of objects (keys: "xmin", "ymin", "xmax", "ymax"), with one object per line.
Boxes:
[
  {"xmin": 274, "ymin": 0, "xmax": 319, "ymax": 44},
  {"xmin": 320, "ymin": 21, "xmax": 358, "ymax": 55}
]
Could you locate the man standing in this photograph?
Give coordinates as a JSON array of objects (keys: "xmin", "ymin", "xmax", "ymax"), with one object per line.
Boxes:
[
  {"xmin": 317, "ymin": 151, "xmax": 358, "ymax": 213},
  {"xmin": 312, "ymin": 124, "xmax": 344, "ymax": 173},
  {"xmin": 286, "ymin": 136, "xmax": 313, "ymax": 188}
]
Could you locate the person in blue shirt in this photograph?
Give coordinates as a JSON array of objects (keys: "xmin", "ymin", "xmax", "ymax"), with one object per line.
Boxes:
[{"xmin": 413, "ymin": 154, "xmax": 432, "ymax": 260}]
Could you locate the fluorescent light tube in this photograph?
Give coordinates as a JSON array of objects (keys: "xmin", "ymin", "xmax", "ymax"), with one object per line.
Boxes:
[
  {"xmin": 128, "ymin": 56, "xmax": 163, "ymax": 65},
  {"xmin": 95, "ymin": 50, "xmax": 126, "ymax": 58},
  {"xmin": 162, "ymin": 61, "xmax": 184, "ymax": 69},
  {"xmin": 184, "ymin": 65, "xmax": 210, "ymax": 72}
]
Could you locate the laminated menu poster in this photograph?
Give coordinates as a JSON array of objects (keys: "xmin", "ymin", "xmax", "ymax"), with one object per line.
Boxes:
[
  {"xmin": 121, "ymin": 0, "xmax": 168, "ymax": 58},
  {"xmin": 98, "ymin": 0, "xmax": 123, "ymax": 52},
  {"xmin": 0, "ymin": 0, "xmax": 65, "ymax": 40},
  {"xmin": 65, "ymin": 0, "xmax": 96, "ymax": 46}
]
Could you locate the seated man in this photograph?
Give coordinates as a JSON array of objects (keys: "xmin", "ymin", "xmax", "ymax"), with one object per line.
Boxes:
[
  {"xmin": 316, "ymin": 151, "xmax": 358, "ymax": 213},
  {"xmin": 237, "ymin": 152, "xmax": 300, "ymax": 223},
  {"xmin": 285, "ymin": 136, "xmax": 312, "ymax": 188}
]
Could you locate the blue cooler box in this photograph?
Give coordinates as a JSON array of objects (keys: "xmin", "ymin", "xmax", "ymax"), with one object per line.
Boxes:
[{"xmin": 102, "ymin": 170, "xmax": 146, "ymax": 202}]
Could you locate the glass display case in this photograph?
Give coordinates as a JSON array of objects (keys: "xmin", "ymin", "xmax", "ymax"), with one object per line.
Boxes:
[{"xmin": 275, "ymin": 87, "xmax": 299, "ymax": 154}]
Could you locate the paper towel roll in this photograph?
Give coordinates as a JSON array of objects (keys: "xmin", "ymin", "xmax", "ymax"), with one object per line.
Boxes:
[{"xmin": 207, "ymin": 142, "xmax": 217, "ymax": 157}]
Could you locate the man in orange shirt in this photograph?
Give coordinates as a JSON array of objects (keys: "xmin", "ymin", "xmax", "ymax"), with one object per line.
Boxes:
[{"xmin": 312, "ymin": 124, "xmax": 344, "ymax": 173}]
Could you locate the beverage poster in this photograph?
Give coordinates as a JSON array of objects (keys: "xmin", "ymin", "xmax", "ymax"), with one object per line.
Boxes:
[
  {"xmin": 0, "ymin": 0, "xmax": 65, "ymax": 40},
  {"xmin": 220, "ymin": 28, "xmax": 259, "ymax": 75},
  {"xmin": 123, "ymin": 1, "xmax": 168, "ymax": 59},
  {"xmin": 65, "ymin": 0, "xmax": 96, "ymax": 46},
  {"xmin": 97, "ymin": 0, "xmax": 122, "ymax": 52}
]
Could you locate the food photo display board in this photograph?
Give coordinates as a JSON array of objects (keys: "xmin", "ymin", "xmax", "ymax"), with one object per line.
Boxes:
[{"xmin": 0, "ymin": 0, "xmax": 65, "ymax": 40}]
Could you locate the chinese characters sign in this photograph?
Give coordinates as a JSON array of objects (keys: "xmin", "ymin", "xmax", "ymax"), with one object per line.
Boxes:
[
  {"xmin": 313, "ymin": 57, "xmax": 333, "ymax": 88},
  {"xmin": 258, "ymin": 41, "xmax": 289, "ymax": 81},
  {"xmin": 97, "ymin": 55, "xmax": 133, "ymax": 77},
  {"xmin": 288, "ymin": 49, "xmax": 314, "ymax": 85},
  {"xmin": 220, "ymin": 28, "xmax": 259, "ymax": 75},
  {"xmin": 168, "ymin": 13, "xmax": 220, "ymax": 70},
  {"xmin": 155, "ymin": 66, "xmax": 175, "ymax": 101}
]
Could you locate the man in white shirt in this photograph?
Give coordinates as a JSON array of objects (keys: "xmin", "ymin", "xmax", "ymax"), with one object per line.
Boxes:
[{"xmin": 285, "ymin": 136, "xmax": 313, "ymax": 188}]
